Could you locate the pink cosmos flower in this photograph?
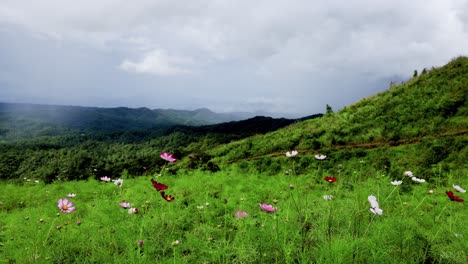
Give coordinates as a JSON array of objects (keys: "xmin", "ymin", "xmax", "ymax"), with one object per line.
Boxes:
[
  {"xmin": 259, "ymin": 203, "xmax": 277, "ymax": 213},
  {"xmin": 235, "ymin": 210, "xmax": 249, "ymax": 219},
  {"xmin": 100, "ymin": 176, "xmax": 111, "ymax": 182},
  {"xmin": 160, "ymin": 152, "xmax": 177, "ymax": 162},
  {"xmin": 58, "ymin": 198, "xmax": 76, "ymax": 213},
  {"xmin": 404, "ymin": 171, "xmax": 413, "ymax": 177},
  {"xmin": 119, "ymin": 202, "xmax": 131, "ymax": 208}
]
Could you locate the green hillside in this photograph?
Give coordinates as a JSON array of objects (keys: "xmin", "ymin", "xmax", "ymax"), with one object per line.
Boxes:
[{"xmin": 207, "ymin": 56, "xmax": 467, "ymax": 176}]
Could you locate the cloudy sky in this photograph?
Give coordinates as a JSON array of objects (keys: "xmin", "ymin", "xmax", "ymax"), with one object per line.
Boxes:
[{"xmin": 1, "ymin": 0, "xmax": 467, "ymax": 117}]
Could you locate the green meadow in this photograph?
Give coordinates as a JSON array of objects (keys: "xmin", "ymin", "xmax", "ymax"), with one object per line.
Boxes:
[
  {"xmin": 1, "ymin": 57, "xmax": 467, "ymax": 263},
  {"xmin": 1, "ymin": 159, "xmax": 466, "ymax": 263}
]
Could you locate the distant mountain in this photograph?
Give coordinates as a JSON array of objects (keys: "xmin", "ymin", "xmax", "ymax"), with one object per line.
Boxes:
[{"xmin": 0, "ymin": 103, "xmax": 257, "ymax": 140}]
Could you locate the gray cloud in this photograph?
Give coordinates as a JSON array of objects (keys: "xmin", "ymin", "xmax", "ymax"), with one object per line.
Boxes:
[{"xmin": 1, "ymin": 0, "xmax": 467, "ymax": 117}]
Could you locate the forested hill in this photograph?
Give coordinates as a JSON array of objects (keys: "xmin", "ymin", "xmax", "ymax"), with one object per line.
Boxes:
[
  {"xmin": 0, "ymin": 103, "xmax": 255, "ymax": 140},
  {"xmin": 0, "ymin": 104, "xmax": 322, "ymax": 180}
]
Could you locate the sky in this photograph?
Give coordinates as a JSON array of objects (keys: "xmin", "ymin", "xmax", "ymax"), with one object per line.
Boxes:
[{"xmin": 0, "ymin": 1, "xmax": 467, "ymax": 118}]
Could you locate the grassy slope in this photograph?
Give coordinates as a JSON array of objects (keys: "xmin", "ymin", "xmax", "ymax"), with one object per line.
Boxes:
[{"xmin": 209, "ymin": 57, "xmax": 468, "ymax": 166}]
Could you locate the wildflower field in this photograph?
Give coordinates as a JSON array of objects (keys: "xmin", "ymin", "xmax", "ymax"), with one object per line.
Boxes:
[{"xmin": 1, "ymin": 153, "xmax": 466, "ymax": 264}]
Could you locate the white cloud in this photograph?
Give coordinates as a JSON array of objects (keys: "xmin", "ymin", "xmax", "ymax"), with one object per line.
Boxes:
[{"xmin": 120, "ymin": 49, "xmax": 193, "ymax": 76}]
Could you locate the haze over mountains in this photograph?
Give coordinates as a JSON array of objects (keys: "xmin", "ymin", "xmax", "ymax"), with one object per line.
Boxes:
[{"xmin": 0, "ymin": 101, "xmax": 321, "ymax": 141}]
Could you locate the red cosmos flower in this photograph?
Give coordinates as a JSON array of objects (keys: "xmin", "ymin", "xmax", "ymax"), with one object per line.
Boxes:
[
  {"xmin": 150, "ymin": 179, "xmax": 174, "ymax": 202},
  {"xmin": 324, "ymin": 176, "xmax": 337, "ymax": 183},
  {"xmin": 446, "ymin": 191, "xmax": 464, "ymax": 202},
  {"xmin": 151, "ymin": 179, "xmax": 168, "ymax": 191}
]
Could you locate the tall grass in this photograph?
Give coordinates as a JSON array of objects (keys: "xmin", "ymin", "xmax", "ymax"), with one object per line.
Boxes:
[{"xmin": 0, "ymin": 161, "xmax": 466, "ymax": 263}]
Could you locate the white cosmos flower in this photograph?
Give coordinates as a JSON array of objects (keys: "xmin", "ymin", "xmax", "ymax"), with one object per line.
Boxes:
[
  {"xmin": 411, "ymin": 177, "xmax": 425, "ymax": 183},
  {"xmin": 368, "ymin": 195, "xmax": 383, "ymax": 215},
  {"xmin": 453, "ymin": 185, "xmax": 466, "ymax": 193},
  {"xmin": 286, "ymin": 150, "xmax": 298, "ymax": 157},
  {"xmin": 370, "ymin": 207, "xmax": 383, "ymax": 215},
  {"xmin": 127, "ymin": 208, "xmax": 138, "ymax": 214},
  {"xmin": 323, "ymin": 195, "xmax": 334, "ymax": 200},
  {"xmin": 113, "ymin": 178, "xmax": 124, "ymax": 187},
  {"xmin": 391, "ymin": 180, "xmax": 403, "ymax": 186},
  {"xmin": 315, "ymin": 154, "xmax": 326, "ymax": 160}
]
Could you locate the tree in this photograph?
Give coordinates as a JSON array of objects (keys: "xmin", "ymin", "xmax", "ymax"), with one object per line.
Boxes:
[{"xmin": 326, "ymin": 104, "xmax": 334, "ymax": 114}]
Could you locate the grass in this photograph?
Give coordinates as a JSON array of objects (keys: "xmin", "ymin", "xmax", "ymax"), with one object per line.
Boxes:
[{"xmin": 0, "ymin": 159, "xmax": 467, "ymax": 263}]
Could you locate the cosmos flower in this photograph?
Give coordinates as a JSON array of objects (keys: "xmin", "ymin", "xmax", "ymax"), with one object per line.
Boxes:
[
  {"xmin": 368, "ymin": 195, "xmax": 383, "ymax": 215},
  {"xmin": 160, "ymin": 152, "xmax": 177, "ymax": 162},
  {"xmin": 286, "ymin": 150, "xmax": 298, "ymax": 157},
  {"xmin": 411, "ymin": 177, "xmax": 425, "ymax": 183},
  {"xmin": 453, "ymin": 185, "xmax": 466, "ymax": 193},
  {"xmin": 113, "ymin": 178, "xmax": 124, "ymax": 187},
  {"xmin": 323, "ymin": 195, "xmax": 334, "ymax": 200},
  {"xmin": 404, "ymin": 171, "xmax": 413, "ymax": 177},
  {"xmin": 446, "ymin": 191, "xmax": 464, "ymax": 202},
  {"xmin": 259, "ymin": 203, "xmax": 277, "ymax": 213},
  {"xmin": 58, "ymin": 198, "xmax": 76, "ymax": 213},
  {"xmin": 235, "ymin": 210, "xmax": 249, "ymax": 219},
  {"xmin": 324, "ymin": 176, "xmax": 337, "ymax": 183},
  {"xmin": 390, "ymin": 180, "xmax": 403, "ymax": 186},
  {"xmin": 100, "ymin": 176, "xmax": 111, "ymax": 182},
  {"xmin": 67, "ymin": 193, "xmax": 76, "ymax": 198},
  {"xmin": 315, "ymin": 154, "xmax": 327, "ymax": 160},
  {"xmin": 119, "ymin": 202, "xmax": 131, "ymax": 208},
  {"xmin": 128, "ymin": 208, "xmax": 138, "ymax": 214}
]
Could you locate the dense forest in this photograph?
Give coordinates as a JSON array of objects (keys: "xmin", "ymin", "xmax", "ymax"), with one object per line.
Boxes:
[
  {"xmin": 0, "ymin": 108, "xmax": 321, "ymax": 182},
  {"xmin": 0, "ymin": 56, "xmax": 466, "ymax": 183}
]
